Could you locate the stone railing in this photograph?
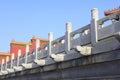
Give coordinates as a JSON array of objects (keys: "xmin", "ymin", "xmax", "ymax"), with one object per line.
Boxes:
[{"xmin": 0, "ymin": 8, "xmax": 120, "ymax": 75}]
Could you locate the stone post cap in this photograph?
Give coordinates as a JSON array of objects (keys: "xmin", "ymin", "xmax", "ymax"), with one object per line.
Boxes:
[
  {"xmin": 66, "ymin": 22, "xmax": 72, "ymax": 32},
  {"xmin": 91, "ymin": 8, "xmax": 99, "ymax": 20},
  {"xmin": 18, "ymin": 49, "xmax": 21, "ymax": 56},
  {"xmin": 11, "ymin": 53, "xmax": 14, "ymax": 60},
  {"xmin": 2, "ymin": 59, "xmax": 5, "ymax": 64},
  {"xmin": 26, "ymin": 44, "xmax": 29, "ymax": 53},
  {"xmin": 6, "ymin": 56, "xmax": 9, "ymax": 62},
  {"xmin": 48, "ymin": 32, "xmax": 53, "ymax": 41}
]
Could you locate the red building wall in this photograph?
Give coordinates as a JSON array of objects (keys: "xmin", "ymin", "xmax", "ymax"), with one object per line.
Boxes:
[
  {"xmin": 30, "ymin": 38, "xmax": 48, "ymax": 51},
  {"xmin": 0, "ymin": 52, "xmax": 10, "ymax": 64},
  {"xmin": 10, "ymin": 44, "xmax": 26, "ymax": 58},
  {"xmin": 10, "ymin": 37, "xmax": 48, "ymax": 59},
  {"xmin": 0, "ymin": 56, "xmax": 6, "ymax": 64}
]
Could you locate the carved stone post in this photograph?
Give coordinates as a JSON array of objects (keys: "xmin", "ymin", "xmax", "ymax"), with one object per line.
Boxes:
[
  {"xmin": 91, "ymin": 8, "xmax": 99, "ymax": 45},
  {"xmin": 22, "ymin": 43, "xmax": 32, "ymax": 69},
  {"xmin": 11, "ymin": 53, "xmax": 14, "ymax": 68},
  {"xmin": 1, "ymin": 59, "xmax": 4, "ymax": 71},
  {"xmin": 48, "ymin": 32, "xmax": 53, "ymax": 55},
  {"xmin": 13, "ymin": 49, "xmax": 22, "ymax": 71},
  {"xmin": 17, "ymin": 49, "xmax": 21, "ymax": 66},
  {"xmin": 5, "ymin": 56, "xmax": 9, "ymax": 69},
  {"xmin": 35, "ymin": 39, "xmax": 40, "ymax": 59},
  {"xmin": 65, "ymin": 22, "xmax": 72, "ymax": 52},
  {"xmin": 25, "ymin": 44, "xmax": 29, "ymax": 64}
]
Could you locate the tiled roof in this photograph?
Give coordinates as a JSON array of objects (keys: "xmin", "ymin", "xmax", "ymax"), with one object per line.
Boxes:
[
  {"xmin": 11, "ymin": 39, "xmax": 32, "ymax": 45},
  {"xmin": 104, "ymin": 6, "xmax": 120, "ymax": 16},
  {"xmin": 31, "ymin": 36, "xmax": 48, "ymax": 41},
  {"xmin": 11, "ymin": 36, "xmax": 48, "ymax": 46},
  {"xmin": 0, "ymin": 52, "xmax": 11, "ymax": 57}
]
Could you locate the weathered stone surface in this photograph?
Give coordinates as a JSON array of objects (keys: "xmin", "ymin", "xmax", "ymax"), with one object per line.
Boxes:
[
  {"xmin": 92, "ymin": 37, "xmax": 120, "ymax": 54},
  {"xmin": 2, "ymin": 49, "xmax": 120, "ymax": 80}
]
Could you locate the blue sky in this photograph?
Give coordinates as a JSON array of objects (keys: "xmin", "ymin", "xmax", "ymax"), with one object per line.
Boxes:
[{"xmin": 0, "ymin": 0, "xmax": 119, "ymax": 52}]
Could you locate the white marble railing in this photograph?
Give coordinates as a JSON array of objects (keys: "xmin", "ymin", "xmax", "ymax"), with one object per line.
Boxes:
[
  {"xmin": 0, "ymin": 8, "xmax": 120, "ymax": 75},
  {"xmin": 52, "ymin": 36, "xmax": 66, "ymax": 54}
]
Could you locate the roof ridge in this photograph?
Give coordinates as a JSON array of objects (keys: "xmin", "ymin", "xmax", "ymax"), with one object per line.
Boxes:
[{"xmin": 104, "ymin": 6, "xmax": 120, "ymax": 16}]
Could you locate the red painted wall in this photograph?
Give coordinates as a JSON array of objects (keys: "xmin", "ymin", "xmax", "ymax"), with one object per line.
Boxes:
[
  {"xmin": 30, "ymin": 39, "xmax": 48, "ymax": 51},
  {"xmin": 10, "ymin": 44, "xmax": 26, "ymax": 59},
  {"xmin": 10, "ymin": 39, "xmax": 48, "ymax": 59},
  {"xmin": 0, "ymin": 57, "xmax": 5, "ymax": 64}
]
